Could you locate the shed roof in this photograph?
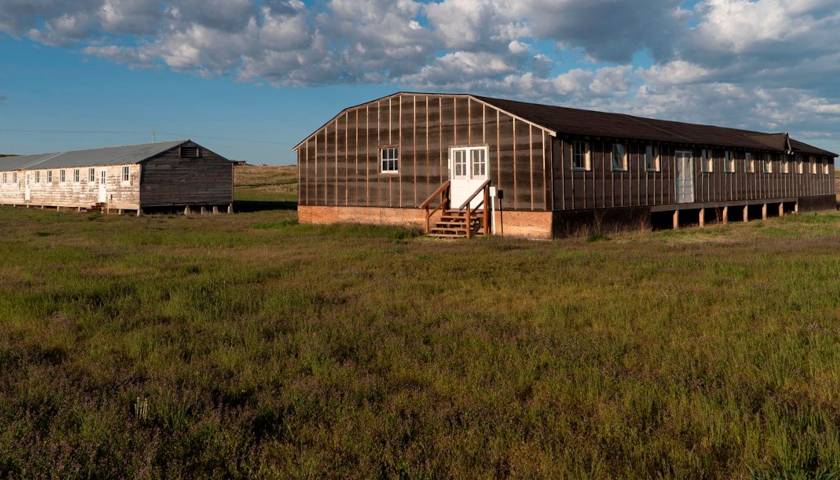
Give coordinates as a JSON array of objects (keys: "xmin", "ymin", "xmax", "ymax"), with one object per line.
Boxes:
[
  {"xmin": 0, "ymin": 140, "xmax": 189, "ymax": 172},
  {"xmin": 473, "ymin": 95, "xmax": 837, "ymax": 157}
]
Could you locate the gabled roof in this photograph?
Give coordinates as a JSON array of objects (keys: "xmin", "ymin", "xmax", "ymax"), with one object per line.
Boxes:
[
  {"xmin": 0, "ymin": 140, "xmax": 189, "ymax": 172},
  {"xmin": 293, "ymin": 91, "xmax": 836, "ymax": 157},
  {"xmin": 474, "ymin": 95, "xmax": 837, "ymax": 157}
]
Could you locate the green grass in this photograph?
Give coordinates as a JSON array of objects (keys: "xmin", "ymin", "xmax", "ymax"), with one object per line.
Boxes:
[{"xmin": 1, "ymin": 205, "xmax": 840, "ymax": 479}]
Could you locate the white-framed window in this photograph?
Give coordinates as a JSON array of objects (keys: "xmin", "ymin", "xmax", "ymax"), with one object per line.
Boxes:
[
  {"xmin": 724, "ymin": 151, "xmax": 735, "ymax": 173},
  {"xmin": 380, "ymin": 147, "xmax": 399, "ymax": 174},
  {"xmin": 611, "ymin": 143, "xmax": 628, "ymax": 171},
  {"xmin": 12, "ymin": 172, "xmax": 17, "ymax": 183},
  {"xmin": 746, "ymin": 152, "xmax": 755, "ymax": 173},
  {"xmin": 100, "ymin": 170, "xmax": 106, "ymax": 185},
  {"xmin": 35, "ymin": 171, "xmax": 40, "ymax": 183},
  {"xmin": 701, "ymin": 149, "xmax": 713, "ymax": 173},
  {"xmin": 89, "ymin": 168, "xmax": 95, "ymax": 182},
  {"xmin": 782, "ymin": 158, "xmax": 789, "ymax": 174},
  {"xmin": 74, "ymin": 169, "xmax": 80, "ymax": 183},
  {"xmin": 60, "ymin": 170, "xmax": 66, "ymax": 183},
  {"xmin": 572, "ymin": 141, "xmax": 590, "ymax": 171},
  {"xmin": 810, "ymin": 156, "xmax": 817, "ymax": 174},
  {"xmin": 1, "ymin": 173, "xmax": 5, "ymax": 183},
  {"xmin": 763, "ymin": 154, "xmax": 773, "ymax": 173},
  {"xmin": 121, "ymin": 166, "xmax": 130, "ymax": 183},
  {"xmin": 796, "ymin": 155, "xmax": 804, "ymax": 174},
  {"xmin": 47, "ymin": 170, "xmax": 53, "ymax": 183},
  {"xmin": 645, "ymin": 145, "xmax": 660, "ymax": 172},
  {"xmin": 824, "ymin": 160, "xmax": 831, "ymax": 175},
  {"xmin": 450, "ymin": 146, "xmax": 489, "ymax": 179}
]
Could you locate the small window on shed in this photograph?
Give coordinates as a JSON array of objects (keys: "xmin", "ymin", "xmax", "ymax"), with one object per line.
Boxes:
[
  {"xmin": 724, "ymin": 151, "xmax": 735, "ymax": 173},
  {"xmin": 47, "ymin": 171, "xmax": 53, "ymax": 183},
  {"xmin": 611, "ymin": 144, "xmax": 628, "ymax": 171},
  {"xmin": 1, "ymin": 173, "xmax": 5, "ymax": 184},
  {"xmin": 13, "ymin": 172, "xmax": 17, "ymax": 183},
  {"xmin": 60, "ymin": 170, "xmax": 66, "ymax": 183},
  {"xmin": 180, "ymin": 146, "xmax": 201, "ymax": 158},
  {"xmin": 89, "ymin": 168, "xmax": 95, "ymax": 182},
  {"xmin": 810, "ymin": 156, "xmax": 817, "ymax": 174},
  {"xmin": 824, "ymin": 160, "xmax": 831, "ymax": 175},
  {"xmin": 701, "ymin": 149, "xmax": 714, "ymax": 173},
  {"xmin": 35, "ymin": 171, "xmax": 40, "ymax": 183},
  {"xmin": 645, "ymin": 145, "xmax": 660, "ymax": 172},
  {"xmin": 122, "ymin": 166, "xmax": 130, "ymax": 183},
  {"xmin": 380, "ymin": 147, "xmax": 399, "ymax": 173},
  {"xmin": 74, "ymin": 169, "xmax": 80, "ymax": 183},
  {"xmin": 746, "ymin": 152, "xmax": 755, "ymax": 173},
  {"xmin": 763, "ymin": 154, "xmax": 773, "ymax": 173},
  {"xmin": 572, "ymin": 141, "xmax": 590, "ymax": 171}
]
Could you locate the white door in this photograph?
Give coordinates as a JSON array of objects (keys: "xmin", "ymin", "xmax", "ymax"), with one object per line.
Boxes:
[
  {"xmin": 24, "ymin": 173, "xmax": 31, "ymax": 202},
  {"xmin": 98, "ymin": 170, "xmax": 108, "ymax": 203},
  {"xmin": 449, "ymin": 146, "xmax": 489, "ymax": 209},
  {"xmin": 675, "ymin": 150, "xmax": 694, "ymax": 203}
]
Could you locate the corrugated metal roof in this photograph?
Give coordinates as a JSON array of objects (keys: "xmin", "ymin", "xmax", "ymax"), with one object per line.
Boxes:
[
  {"xmin": 474, "ymin": 95, "xmax": 838, "ymax": 157},
  {"xmin": 0, "ymin": 140, "xmax": 188, "ymax": 172}
]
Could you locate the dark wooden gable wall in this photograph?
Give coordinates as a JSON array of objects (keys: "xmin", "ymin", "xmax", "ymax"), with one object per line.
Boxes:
[{"xmin": 296, "ymin": 94, "xmax": 554, "ymax": 211}]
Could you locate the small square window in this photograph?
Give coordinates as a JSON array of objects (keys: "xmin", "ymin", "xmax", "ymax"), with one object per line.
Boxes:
[
  {"xmin": 645, "ymin": 145, "xmax": 660, "ymax": 172},
  {"xmin": 701, "ymin": 149, "xmax": 714, "ymax": 173},
  {"xmin": 763, "ymin": 154, "xmax": 773, "ymax": 173},
  {"xmin": 611, "ymin": 144, "xmax": 627, "ymax": 171},
  {"xmin": 572, "ymin": 141, "xmax": 590, "ymax": 171},
  {"xmin": 724, "ymin": 151, "xmax": 735, "ymax": 173},
  {"xmin": 380, "ymin": 147, "xmax": 399, "ymax": 173}
]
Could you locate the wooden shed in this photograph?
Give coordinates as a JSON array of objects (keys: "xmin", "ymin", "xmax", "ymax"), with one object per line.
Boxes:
[
  {"xmin": 294, "ymin": 92, "xmax": 837, "ymax": 239},
  {"xmin": 0, "ymin": 140, "xmax": 233, "ymax": 215}
]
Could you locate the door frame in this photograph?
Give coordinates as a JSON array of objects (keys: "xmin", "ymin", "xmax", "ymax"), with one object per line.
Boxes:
[
  {"xmin": 448, "ymin": 145, "xmax": 490, "ymax": 208},
  {"xmin": 675, "ymin": 150, "xmax": 695, "ymax": 204},
  {"xmin": 24, "ymin": 172, "xmax": 31, "ymax": 202},
  {"xmin": 98, "ymin": 169, "xmax": 108, "ymax": 203}
]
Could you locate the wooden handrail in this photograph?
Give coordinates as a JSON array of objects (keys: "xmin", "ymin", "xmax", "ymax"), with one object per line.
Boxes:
[
  {"xmin": 422, "ymin": 180, "xmax": 451, "ymax": 233},
  {"xmin": 420, "ymin": 180, "xmax": 451, "ymax": 209},
  {"xmin": 457, "ymin": 179, "xmax": 491, "ymax": 210},
  {"xmin": 460, "ymin": 180, "xmax": 491, "ymax": 239}
]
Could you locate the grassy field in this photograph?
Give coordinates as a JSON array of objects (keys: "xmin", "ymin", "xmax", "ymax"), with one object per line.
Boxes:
[{"xmin": 1, "ymin": 167, "xmax": 840, "ymax": 479}]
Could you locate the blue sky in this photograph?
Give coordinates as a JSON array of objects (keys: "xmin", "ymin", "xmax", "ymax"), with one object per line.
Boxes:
[{"xmin": 1, "ymin": 0, "xmax": 839, "ymax": 165}]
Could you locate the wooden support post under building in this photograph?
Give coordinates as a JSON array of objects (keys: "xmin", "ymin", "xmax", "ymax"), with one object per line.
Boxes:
[
  {"xmin": 227, "ymin": 203, "xmax": 233, "ymax": 214},
  {"xmin": 778, "ymin": 203, "xmax": 784, "ymax": 217},
  {"xmin": 722, "ymin": 206, "xmax": 729, "ymax": 225},
  {"xmin": 212, "ymin": 206, "xmax": 219, "ymax": 215},
  {"xmin": 184, "ymin": 205, "xmax": 191, "ymax": 216},
  {"xmin": 743, "ymin": 205, "xmax": 749, "ymax": 222},
  {"xmin": 699, "ymin": 208, "xmax": 705, "ymax": 228},
  {"xmin": 200, "ymin": 206, "xmax": 207, "ymax": 215},
  {"xmin": 117, "ymin": 209, "xmax": 123, "ymax": 215},
  {"xmin": 136, "ymin": 208, "xmax": 142, "ymax": 217},
  {"xmin": 762, "ymin": 203, "xmax": 768, "ymax": 220},
  {"xmin": 794, "ymin": 201, "xmax": 799, "ymax": 214},
  {"xmin": 672, "ymin": 210, "xmax": 680, "ymax": 230}
]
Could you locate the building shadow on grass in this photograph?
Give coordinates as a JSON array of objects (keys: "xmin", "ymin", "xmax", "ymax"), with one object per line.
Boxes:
[{"xmin": 234, "ymin": 200, "xmax": 298, "ymax": 212}]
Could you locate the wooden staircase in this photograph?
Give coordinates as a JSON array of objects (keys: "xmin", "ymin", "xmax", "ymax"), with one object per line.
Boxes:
[
  {"xmin": 428, "ymin": 209, "xmax": 485, "ymax": 238},
  {"xmin": 420, "ymin": 179, "xmax": 492, "ymax": 239}
]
